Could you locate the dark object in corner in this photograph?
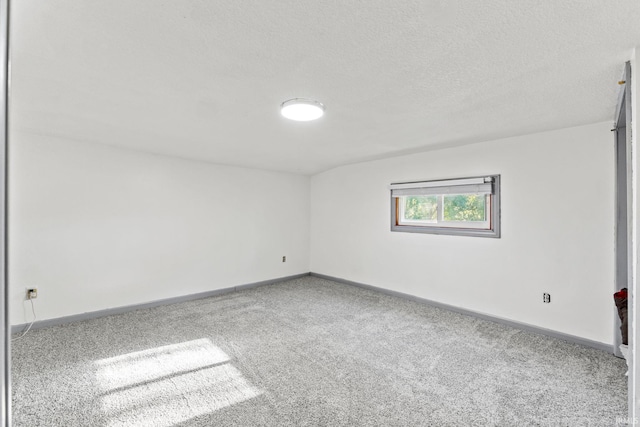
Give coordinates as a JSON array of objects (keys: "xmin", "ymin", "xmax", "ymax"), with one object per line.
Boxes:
[{"xmin": 614, "ymin": 288, "xmax": 628, "ymax": 345}]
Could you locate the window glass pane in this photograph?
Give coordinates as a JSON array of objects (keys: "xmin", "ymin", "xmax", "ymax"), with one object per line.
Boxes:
[
  {"xmin": 443, "ymin": 194, "xmax": 486, "ymax": 222},
  {"xmin": 403, "ymin": 196, "xmax": 437, "ymax": 221}
]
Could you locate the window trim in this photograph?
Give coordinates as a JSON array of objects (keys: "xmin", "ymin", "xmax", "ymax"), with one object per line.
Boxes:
[{"xmin": 390, "ymin": 175, "xmax": 501, "ymax": 238}]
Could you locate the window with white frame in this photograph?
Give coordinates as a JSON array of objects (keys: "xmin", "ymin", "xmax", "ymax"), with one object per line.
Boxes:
[{"xmin": 390, "ymin": 175, "xmax": 500, "ymax": 237}]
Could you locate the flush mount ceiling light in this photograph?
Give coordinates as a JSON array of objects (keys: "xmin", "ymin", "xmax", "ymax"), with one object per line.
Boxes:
[{"xmin": 280, "ymin": 98, "xmax": 325, "ymax": 121}]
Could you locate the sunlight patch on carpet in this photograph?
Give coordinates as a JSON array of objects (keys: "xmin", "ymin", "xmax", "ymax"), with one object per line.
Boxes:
[
  {"xmin": 95, "ymin": 338, "xmax": 262, "ymax": 426},
  {"xmin": 95, "ymin": 338, "xmax": 230, "ymax": 391}
]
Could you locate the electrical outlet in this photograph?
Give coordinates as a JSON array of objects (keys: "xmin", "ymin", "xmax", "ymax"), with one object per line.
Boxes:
[
  {"xmin": 543, "ymin": 293, "xmax": 551, "ymax": 303},
  {"xmin": 282, "ymin": 256, "xmax": 286, "ymax": 262},
  {"xmin": 26, "ymin": 288, "xmax": 38, "ymax": 300}
]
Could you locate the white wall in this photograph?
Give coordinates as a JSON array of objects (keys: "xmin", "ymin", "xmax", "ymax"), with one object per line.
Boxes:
[
  {"xmin": 9, "ymin": 133, "xmax": 310, "ymax": 325},
  {"xmin": 311, "ymin": 122, "xmax": 614, "ymax": 344},
  {"xmin": 10, "ymin": 121, "xmax": 617, "ymax": 347}
]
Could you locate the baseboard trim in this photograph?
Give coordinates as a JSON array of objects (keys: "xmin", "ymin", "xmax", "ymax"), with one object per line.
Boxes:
[
  {"xmin": 310, "ymin": 272, "xmax": 613, "ymax": 354},
  {"xmin": 13, "ymin": 271, "xmax": 614, "ymax": 354},
  {"xmin": 12, "ymin": 273, "xmax": 310, "ymax": 334}
]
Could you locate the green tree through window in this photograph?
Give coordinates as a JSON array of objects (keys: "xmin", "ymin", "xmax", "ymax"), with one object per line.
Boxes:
[
  {"xmin": 443, "ymin": 194, "xmax": 485, "ymax": 221},
  {"xmin": 404, "ymin": 196, "xmax": 437, "ymax": 221}
]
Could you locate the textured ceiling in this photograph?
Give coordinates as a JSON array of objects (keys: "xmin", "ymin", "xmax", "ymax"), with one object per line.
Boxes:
[{"xmin": 10, "ymin": 1, "xmax": 640, "ymax": 174}]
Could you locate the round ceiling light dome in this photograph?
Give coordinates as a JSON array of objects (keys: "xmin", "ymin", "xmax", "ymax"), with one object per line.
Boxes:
[{"xmin": 280, "ymin": 98, "xmax": 325, "ymax": 121}]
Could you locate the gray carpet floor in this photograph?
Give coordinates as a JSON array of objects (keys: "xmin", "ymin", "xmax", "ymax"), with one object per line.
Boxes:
[{"xmin": 12, "ymin": 276, "xmax": 627, "ymax": 426}]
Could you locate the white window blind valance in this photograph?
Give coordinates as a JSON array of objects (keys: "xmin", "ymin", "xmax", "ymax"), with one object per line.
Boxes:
[{"xmin": 390, "ymin": 177, "xmax": 493, "ymax": 198}]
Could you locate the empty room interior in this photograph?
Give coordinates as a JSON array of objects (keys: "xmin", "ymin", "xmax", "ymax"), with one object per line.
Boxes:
[{"xmin": 5, "ymin": 1, "xmax": 640, "ymax": 426}]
